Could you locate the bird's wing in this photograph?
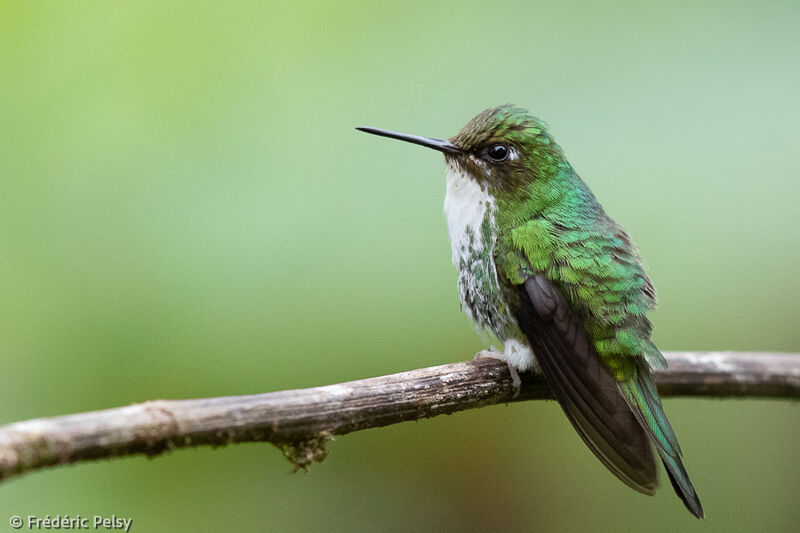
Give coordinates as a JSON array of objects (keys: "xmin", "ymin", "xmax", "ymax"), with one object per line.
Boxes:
[{"xmin": 514, "ymin": 273, "xmax": 658, "ymax": 494}]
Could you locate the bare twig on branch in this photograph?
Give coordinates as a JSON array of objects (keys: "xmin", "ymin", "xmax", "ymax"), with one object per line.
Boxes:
[{"xmin": 0, "ymin": 351, "xmax": 797, "ymax": 483}]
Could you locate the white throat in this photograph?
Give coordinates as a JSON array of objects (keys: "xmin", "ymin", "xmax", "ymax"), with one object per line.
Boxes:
[{"xmin": 443, "ymin": 162, "xmax": 493, "ymax": 264}]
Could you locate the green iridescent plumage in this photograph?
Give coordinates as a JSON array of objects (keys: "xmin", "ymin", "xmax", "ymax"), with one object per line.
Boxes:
[
  {"xmin": 452, "ymin": 106, "xmax": 662, "ymax": 376},
  {"xmin": 358, "ymin": 105, "xmax": 703, "ymax": 518},
  {"xmin": 459, "ymin": 106, "xmax": 700, "ymax": 517}
]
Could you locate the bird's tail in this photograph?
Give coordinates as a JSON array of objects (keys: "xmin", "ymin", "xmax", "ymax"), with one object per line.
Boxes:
[{"xmin": 621, "ymin": 362, "xmax": 704, "ymax": 519}]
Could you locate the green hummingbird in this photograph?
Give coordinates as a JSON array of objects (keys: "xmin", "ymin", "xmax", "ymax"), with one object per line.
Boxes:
[{"xmin": 357, "ymin": 105, "xmax": 703, "ymax": 518}]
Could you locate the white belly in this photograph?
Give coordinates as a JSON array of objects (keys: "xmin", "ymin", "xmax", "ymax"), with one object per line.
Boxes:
[{"xmin": 442, "ymin": 161, "xmax": 537, "ymax": 372}]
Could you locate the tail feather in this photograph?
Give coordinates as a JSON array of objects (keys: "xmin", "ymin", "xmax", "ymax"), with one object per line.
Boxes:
[
  {"xmin": 515, "ymin": 275, "xmax": 703, "ymax": 517},
  {"xmin": 621, "ymin": 363, "xmax": 704, "ymax": 519}
]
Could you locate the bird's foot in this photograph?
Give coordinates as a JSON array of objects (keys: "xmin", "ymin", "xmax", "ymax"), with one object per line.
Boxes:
[{"xmin": 473, "ymin": 349, "xmax": 522, "ymax": 399}]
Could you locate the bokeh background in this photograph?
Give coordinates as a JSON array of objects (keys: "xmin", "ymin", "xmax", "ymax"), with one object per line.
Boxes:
[{"xmin": 1, "ymin": 1, "xmax": 798, "ymax": 531}]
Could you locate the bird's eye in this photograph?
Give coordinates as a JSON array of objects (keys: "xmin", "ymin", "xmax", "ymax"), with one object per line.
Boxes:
[{"xmin": 486, "ymin": 144, "xmax": 509, "ymax": 162}]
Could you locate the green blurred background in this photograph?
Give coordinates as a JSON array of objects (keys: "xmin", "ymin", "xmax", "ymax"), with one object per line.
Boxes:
[{"xmin": 1, "ymin": 1, "xmax": 798, "ymax": 531}]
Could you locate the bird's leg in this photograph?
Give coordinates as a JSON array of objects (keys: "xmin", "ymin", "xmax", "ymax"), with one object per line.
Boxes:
[{"xmin": 473, "ymin": 347, "xmax": 522, "ymax": 398}]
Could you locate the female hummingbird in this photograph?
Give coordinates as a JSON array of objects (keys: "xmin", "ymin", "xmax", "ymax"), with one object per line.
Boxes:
[{"xmin": 357, "ymin": 105, "xmax": 703, "ymax": 518}]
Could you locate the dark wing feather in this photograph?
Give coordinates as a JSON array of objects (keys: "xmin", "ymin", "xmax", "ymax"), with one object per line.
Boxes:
[{"xmin": 516, "ymin": 274, "xmax": 658, "ymax": 494}]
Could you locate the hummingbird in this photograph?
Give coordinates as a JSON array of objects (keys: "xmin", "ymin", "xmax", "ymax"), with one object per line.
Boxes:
[{"xmin": 357, "ymin": 105, "xmax": 703, "ymax": 518}]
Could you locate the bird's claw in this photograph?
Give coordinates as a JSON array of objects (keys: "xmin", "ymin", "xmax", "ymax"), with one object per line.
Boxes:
[{"xmin": 473, "ymin": 349, "xmax": 522, "ymax": 399}]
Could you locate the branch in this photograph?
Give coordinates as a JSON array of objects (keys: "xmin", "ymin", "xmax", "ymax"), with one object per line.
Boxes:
[{"xmin": 0, "ymin": 351, "xmax": 797, "ymax": 483}]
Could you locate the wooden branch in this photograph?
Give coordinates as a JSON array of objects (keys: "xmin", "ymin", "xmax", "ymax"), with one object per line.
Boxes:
[{"xmin": 0, "ymin": 351, "xmax": 797, "ymax": 483}]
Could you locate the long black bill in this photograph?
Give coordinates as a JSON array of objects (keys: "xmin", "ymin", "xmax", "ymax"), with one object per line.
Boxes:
[{"xmin": 356, "ymin": 127, "xmax": 462, "ymax": 154}]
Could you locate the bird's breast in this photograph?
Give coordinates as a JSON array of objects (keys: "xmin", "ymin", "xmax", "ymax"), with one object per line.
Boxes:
[{"xmin": 443, "ymin": 162, "xmax": 511, "ymax": 337}]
